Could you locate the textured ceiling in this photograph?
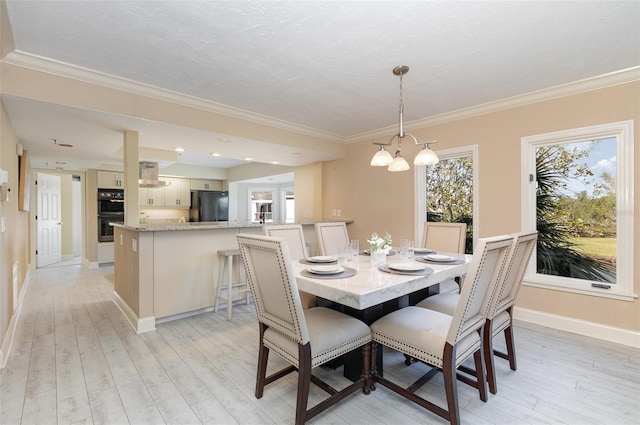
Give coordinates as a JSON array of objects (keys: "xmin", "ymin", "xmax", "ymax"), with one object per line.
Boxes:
[{"xmin": 2, "ymin": 0, "xmax": 639, "ymax": 170}]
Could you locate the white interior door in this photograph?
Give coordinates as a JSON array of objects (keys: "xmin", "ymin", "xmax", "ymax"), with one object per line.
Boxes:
[{"xmin": 37, "ymin": 172, "xmax": 62, "ymax": 267}]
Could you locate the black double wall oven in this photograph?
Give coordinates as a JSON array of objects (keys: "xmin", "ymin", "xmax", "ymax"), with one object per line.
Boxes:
[{"xmin": 98, "ymin": 189, "xmax": 124, "ymax": 242}]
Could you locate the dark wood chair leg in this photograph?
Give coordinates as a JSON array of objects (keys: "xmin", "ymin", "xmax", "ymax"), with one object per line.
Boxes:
[
  {"xmin": 443, "ymin": 343, "xmax": 460, "ymax": 425},
  {"xmin": 370, "ymin": 341, "xmax": 378, "ymax": 391},
  {"xmin": 362, "ymin": 343, "xmax": 372, "ymax": 394},
  {"xmin": 504, "ymin": 309, "xmax": 517, "ymax": 371},
  {"xmin": 404, "ymin": 353, "xmax": 416, "ymax": 366},
  {"xmin": 483, "ymin": 318, "xmax": 497, "ymax": 394},
  {"xmin": 295, "ymin": 343, "xmax": 312, "ymax": 425},
  {"xmin": 255, "ymin": 323, "xmax": 269, "ymax": 398},
  {"xmin": 474, "ymin": 348, "xmax": 488, "ymax": 402}
]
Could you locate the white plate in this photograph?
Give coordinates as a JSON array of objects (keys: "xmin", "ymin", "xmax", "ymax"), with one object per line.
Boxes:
[
  {"xmin": 307, "ymin": 256, "xmax": 337, "ymax": 263},
  {"xmin": 425, "ymin": 254, "xmax": 456, "ymax": 262},
  {"xmin": 388, "ymin": 262, "xmax": 426, "ymax": 272},
  {"xmin": 308, "ymin": 265, "xmax": 345, "ymax": 275},
  {"xmin": 414, "ymin": 248, "xmax": 435, "ymax": 254}
]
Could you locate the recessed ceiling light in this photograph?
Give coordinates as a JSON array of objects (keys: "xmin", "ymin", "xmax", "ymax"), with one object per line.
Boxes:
[
  {"xmin": 218, "ymin": 138, "xmax": 231, "ymax": 143},
  {"xmin": 291, "ymin": 151, "xmax": 301, "ymax": 155},
  {"xmin": 211, "ymin": 153, "xmax": 221, "ymax": 157},
  {"xmin": 244, "ymin": 157, "xmax": 254, "ymax": 161},
  {"xmin": 270, "ymin": 161, "xmax": 280, "ymax": 165},
  {"xmin": 174, "ymin": 147, "xmax": 184, "ymax": 153}
]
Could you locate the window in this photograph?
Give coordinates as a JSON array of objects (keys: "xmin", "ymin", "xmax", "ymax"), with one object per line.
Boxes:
[
  {"xmin": 250, "ymin": 190, "xmax": 274, "ymax": 223},
  {"xmin": 521, "ymin": 121, "xmax": 634, "ymax": 300},
  {"xmin": 415, "ymin": 145, "xmax": 478, "ymax": 253}
]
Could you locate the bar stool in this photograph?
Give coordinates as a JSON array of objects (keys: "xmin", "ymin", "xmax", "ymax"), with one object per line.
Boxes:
[{"xmin": 214, "ymin": 249, "xmax": 250, "ymax": 321}]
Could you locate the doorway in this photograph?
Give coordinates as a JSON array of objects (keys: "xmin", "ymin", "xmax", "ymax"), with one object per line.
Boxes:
[{"xmin": 35, "ymin": 172, "xmax": 84, "ymax": 268}]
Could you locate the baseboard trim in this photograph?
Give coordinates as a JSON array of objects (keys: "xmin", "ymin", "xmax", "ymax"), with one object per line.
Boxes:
[
  {"xmin": 88, "ymin": 261, "xmax": 99, "ymax": 269},
  {"xmin": 0, "ymin": 269, "xmax": 32, "ymax": 369},
  {"xmin": 514, "ymin": 307, "xmax": 640, "ymax": 348},
  {"xmin": 111, "ymin": 291, "xmax": 156, "ymax": 334},
  {"xmin": 155, "ymin": 306, "xmax": 215, "ymax": 324}
]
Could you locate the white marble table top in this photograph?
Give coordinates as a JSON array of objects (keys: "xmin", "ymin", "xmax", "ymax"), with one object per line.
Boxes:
[{"xmin": 293, "ymin": 253, "xmax": 471, "ymax": 310}]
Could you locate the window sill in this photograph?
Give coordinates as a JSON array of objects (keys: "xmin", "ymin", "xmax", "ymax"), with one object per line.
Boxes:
[{"xmin": 523, "ymin": 279, "xmax": 637, "ymax": 302}]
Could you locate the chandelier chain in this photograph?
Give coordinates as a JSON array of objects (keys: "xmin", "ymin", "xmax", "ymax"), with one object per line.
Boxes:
[{"xmin": 399, "ymin": 72, "xmax": 404, "ymax": 112}]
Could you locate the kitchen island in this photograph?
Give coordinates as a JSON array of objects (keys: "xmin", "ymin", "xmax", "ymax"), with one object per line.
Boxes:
[{"xmin": 111, "ymin": 221, "xmax": 330, "ymax": 333}]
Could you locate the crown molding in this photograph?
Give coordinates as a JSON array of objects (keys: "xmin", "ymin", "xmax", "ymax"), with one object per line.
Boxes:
[
  {"xmin": 4, "ymin": 51, "xmax": 638, "ymax": 147},
  {"xmin": 347, "ymin": 66, "xmax": 640, "ymax": 144},
  {"xmin": 2, "ymin": 50, "xmax": 345, "ymax": 143}
]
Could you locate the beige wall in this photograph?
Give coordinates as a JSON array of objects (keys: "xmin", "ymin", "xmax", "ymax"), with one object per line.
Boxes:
[
  {"xmin": 323, "ymin": 81, "xmax": 640, "ymax": 332},
  {"xmin": 294, "ymin": 162, "xmax": 324, "ymax": 222},
  {"xmin": 85, "ymin": 170, "xmax": 98, "ymax": 262},
  {"xmin": 0, "ymin": 100, "xmax": 29, "ymax": 351},
  {"xmin": 60, "ymin": 174, "xmax": 73, "ymax": 258}
]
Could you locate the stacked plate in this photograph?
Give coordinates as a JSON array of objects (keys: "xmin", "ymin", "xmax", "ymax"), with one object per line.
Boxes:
[
  {"xmin": 306, "ymin": 256, "xmax": 337, "ymax": 263},
  {"xmin": 414, "ymin": 248, "xmax": 436, "ymax": 254},
  {"xmin": 424, "ymin": 254, "xmax": 457, "ymax": 263},
  {"xmin": 308, "ymin": 265, "xmax": 345, "ymax": 275},
  {"xmin": 387, "ymin": 263, "xmax": 426, "ymax": 272}
]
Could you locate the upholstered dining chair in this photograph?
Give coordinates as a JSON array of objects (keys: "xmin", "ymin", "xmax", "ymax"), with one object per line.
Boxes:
[
  {"xmin": 263, "ymin": 224, "xmax": 308, "ymax": 260},
  {"xmin": 315, "ymin": 222, "xmax": 349, "ymax": 256},
  {"xmin": 263, "ymin": 224, "xmax": 316, "ymax": 308},
  {"xmin": 422, "ymin": 221, "xmax": 467, "ymax": 254},
  {"xmin": 236, "ymin": 233, "xmax": 373, "ymax": 425},
  {"xmin": 416, "ymin": 231, "xmax": 538, "ymax": 394},
  {"xmin": 369, "ymin": 234, "xmax": 513, "ymax": 425},
  {"xmin": 422, "ymin": 222, "xmax": 468, "ymax": 294}
]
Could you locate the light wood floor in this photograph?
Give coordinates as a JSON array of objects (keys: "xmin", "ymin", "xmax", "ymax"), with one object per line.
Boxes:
[{"xmin": 1, "ymin": 264, "xmax": 638, "ymax": 425}]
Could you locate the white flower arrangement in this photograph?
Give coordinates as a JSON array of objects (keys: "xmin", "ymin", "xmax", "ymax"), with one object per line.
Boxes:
[{"xmin": 367, "ymin": 232, "xmax": 392, "ymax": 254}]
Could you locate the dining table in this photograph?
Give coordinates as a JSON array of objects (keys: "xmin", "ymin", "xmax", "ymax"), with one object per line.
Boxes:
[{"xmin": 293, "ymin": 250, "xmax": 471, "ymax": 381}]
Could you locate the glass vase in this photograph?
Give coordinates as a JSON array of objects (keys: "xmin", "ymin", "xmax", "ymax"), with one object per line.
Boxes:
[{"xmin": 370, "ymin": 249, "xmax": 386, "ymax": 267}]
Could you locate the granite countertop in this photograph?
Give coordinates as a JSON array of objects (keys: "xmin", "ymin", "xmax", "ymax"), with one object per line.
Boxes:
[{"xmin": 111, "ymin": 220, "xmax": 352, "ymax": 232}]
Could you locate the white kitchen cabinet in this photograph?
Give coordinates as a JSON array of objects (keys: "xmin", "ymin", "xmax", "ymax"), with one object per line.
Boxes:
[
  {"xmin": 139, "ymin": 186, "xmax": 164, "ymax": 207},
  {"xmin": 97, "ymin": 171, "xmax": 124, "ymax": 188},
  {"xmin": 138, "ymin": 177, "xmax": 189, "ymax": 208},
  {"xmin": 190, "ymin": 179, "xmax": 222, "ymax": 191},
  {"xmin": 163, "ymin": 177, "xmax": 190, "ymax": 207}
]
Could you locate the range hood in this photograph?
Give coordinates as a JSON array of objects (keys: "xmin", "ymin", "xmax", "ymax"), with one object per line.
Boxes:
[{"xmin": 139, "ymin": 161, "xmax": 170, "ymax": 188}]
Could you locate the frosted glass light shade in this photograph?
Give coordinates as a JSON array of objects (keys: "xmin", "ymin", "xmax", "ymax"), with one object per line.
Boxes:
[
  {"xmin": 388, "ymin": 156, "xmax": 410, "ymax": 172},
  {"xmin": 370, "ymin": 148, "xmax": 394, "ymax": 166},
  {"xmin": 414, "ymin": 146, "xmax": 439, "ymax": 165}
]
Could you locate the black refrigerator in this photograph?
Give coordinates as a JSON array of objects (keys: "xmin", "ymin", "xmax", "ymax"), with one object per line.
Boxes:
[{"xmin": 189, "ymin": 191, "xmax": 229, "ymax": 222}]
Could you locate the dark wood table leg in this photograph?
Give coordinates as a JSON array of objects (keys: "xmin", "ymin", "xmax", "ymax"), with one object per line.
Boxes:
[
  {"xmin": 318, "ymin": 283, "xmax": 442, "ymax": 382},
  {"xmin": 342, "ymin": 303, "xmax": 385, "ymax": 381}
]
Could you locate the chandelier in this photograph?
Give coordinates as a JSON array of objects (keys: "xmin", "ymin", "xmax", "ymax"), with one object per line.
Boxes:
[{"xmin": 370, "ymin": 65, "xmax": 439, "ymax": 172}]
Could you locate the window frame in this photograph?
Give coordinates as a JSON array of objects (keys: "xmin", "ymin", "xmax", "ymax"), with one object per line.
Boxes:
[
  {"xmin": 521, "ymin": 120, "xmax": 635, "ymax": 301},
  {"xmin": 415, "ymin": 145, "xmax": 479, "ymax": 249}
]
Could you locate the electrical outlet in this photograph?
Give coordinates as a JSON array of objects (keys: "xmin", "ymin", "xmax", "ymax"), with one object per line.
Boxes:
[
  {"xmin": 132, "ymin": 239, "xmax": 137, "ymax": 252},
  {"xmin": 336, "ymin": 209, "xmax": 341, "ymax": 217},
  {"xmin": 120, "ymin": 234, "xmax": 123, "ymax": 245}
]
